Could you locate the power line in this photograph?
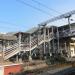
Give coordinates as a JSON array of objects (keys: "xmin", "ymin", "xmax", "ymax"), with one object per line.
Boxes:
[
  {"xmin": 31, "ymin": 0, "xmax": 61, "ymax": 14},
  {"xmin": 16, "ymin": 0, "xmax": 54, "ymax": 16},
  {"xmin": 0, "ymin": 21, "xmax": 29, "ymax": 31},
  {"xmin": 0, "ymin": 21, "xmax": 18, "ymax": 26},
  {"xmin": 0, "ymin": 21, "xmax": 19, "ymax": 29}
]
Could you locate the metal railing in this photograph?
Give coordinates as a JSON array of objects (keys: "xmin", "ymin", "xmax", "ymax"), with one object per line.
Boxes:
[{"xmin": 3, "ymin": 32, "xmax": 54, "ymax": 59}]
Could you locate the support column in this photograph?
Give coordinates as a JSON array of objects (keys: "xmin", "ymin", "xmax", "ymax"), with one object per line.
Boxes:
[
  {"xmin": 7, "ymin": 41, "xmax": 10, "ymax": 47},
  {"xmin": 18, "ymin": 32, "xmax": 22, "ymax": 62},
  {"xmin": 65, "ymin": 42, "xmax": 67, "ymax": 51},
  {"xmin": 29, "ymin": 34, "xmax": 32, "ymax": 61},
  {"xmin": 57, "ymin": 27, "xmax": 60, "ymax": 53},
  {"xmin": 48, "ymin": 28, "xmax": 49, "ymax": 40},
  {"xmin": 38, "ymin": 26, "xmax": 43, "ymax": 59},
  {"xmin": 19, "ymin": 32, "xmax": 21, "ymax": 49},
  {"xmin": 37, "ymin": 30, "xmax": 39, "ymax": 46},
  {"xmin": 43, "ymin": 27, "xmax": 46, "ymax": 56},
  {"xmin": 2, "ymin": 40, "xmax": 6, "ymax": 63},
  {"xmin": 52, "ymin": 27, "xmax": 55, "ymax": 53},
  {"xmin": 69, "ymin": 42, "xmax": 71, "ymax": 57},
  {"xmin": 48, "ymin": 28, "xmax": 51, "ymax": 55}
]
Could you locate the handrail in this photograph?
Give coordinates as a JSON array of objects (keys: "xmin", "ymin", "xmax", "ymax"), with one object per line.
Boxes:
[
  {"xmin": 6, "ymin": 43, "xmax": 19, "ymax": 50},
  {"xmin": 38, "ymin": 34, "xmax": 44, "ymax": 43},
  {"xmin": 4, "ymin": 47, "xmax": 18, "ymax": 56},
  {"xmin": 31, "ymin": 38, "xmax": 38, "ymax": 47},
  {"xmin": 4, "ymin": 31, "xmax": 54, "ymax": 59},
  {"xmin": 4, "ymin": 43, "xmax": 19, "ymax": 56}
]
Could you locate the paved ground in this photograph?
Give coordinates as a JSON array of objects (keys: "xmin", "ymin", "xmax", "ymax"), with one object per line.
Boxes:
[
  {"xmin": 15, "ymin": 66, "xmax": 75, "ymax": 75},
  {"xmin": 37, "ymin": 66, "xmax": 75, "ymax": 75},
  {"xmin": 15, "ymin": 62, "xmax": 75, "ymax": 75}
]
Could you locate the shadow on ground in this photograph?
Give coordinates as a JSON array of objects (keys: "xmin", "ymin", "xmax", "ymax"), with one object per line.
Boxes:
[{"xmin": 44, "ymin": 67, "xmax": 75, "ymax": 75}]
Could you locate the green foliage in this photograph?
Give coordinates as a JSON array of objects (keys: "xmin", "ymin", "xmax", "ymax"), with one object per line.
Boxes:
[
  {"xmin": 55, "ymin": 55, "xmax": 66, "ymax": 63},
  {"xmin": 45, "ymin": 53, "xmax": 66, "ymax": 65}
]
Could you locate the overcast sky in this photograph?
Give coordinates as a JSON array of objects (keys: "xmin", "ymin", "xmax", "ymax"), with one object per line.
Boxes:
[{"xmin": 0, "ymin": 0, "xmax": 75, "ymax": 32}]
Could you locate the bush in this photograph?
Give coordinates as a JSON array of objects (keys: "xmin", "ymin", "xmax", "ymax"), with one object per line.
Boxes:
[{"xmin": 45, "ymin": 53, "xmax": 66, "ymax": 65}]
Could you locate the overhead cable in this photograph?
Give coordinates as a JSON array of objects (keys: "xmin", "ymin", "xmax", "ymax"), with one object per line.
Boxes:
[
  {"xmin": 16, "ymin": 0, "xmax": 54, "ymax": 16},
  {"xmin": 31, "ymin": 0, "xmax": 61, "ymax": 14}
]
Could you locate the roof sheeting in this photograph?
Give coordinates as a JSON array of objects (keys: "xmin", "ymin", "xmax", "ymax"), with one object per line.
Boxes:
[
  {"xmin": 0, "ymin": 34, "xmax": 17, "ymax": 40},
  {"xmin": 26, "ymin": 27, "xmax": 38, "ymax": 34}
]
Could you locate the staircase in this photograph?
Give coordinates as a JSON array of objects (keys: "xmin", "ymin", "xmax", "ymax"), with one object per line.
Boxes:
[{"xmin": 4, "ymin": 32, "xmax": 53, "ymax": 60}]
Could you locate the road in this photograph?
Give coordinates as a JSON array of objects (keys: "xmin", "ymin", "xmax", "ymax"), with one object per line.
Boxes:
[
  {"xmin": 37, "ymin": 66, "xmax": 75, "ymax": 75},
  {"xmin": 15, "ymin": 64, "xmax": 75, "ymax": 75}
]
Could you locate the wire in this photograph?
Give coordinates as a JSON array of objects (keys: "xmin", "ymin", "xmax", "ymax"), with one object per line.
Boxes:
[
  {"xmin": 31, "ymin": 0, "xmax": 61, "ymax": 14},
  {"xmin": 0, "ymin": 21, "xmax": 18, "ymax": 26},
  {"xmin": 0, "ymin": 21, "xmax": 19, "ymax": 29},
  {"xmin": 16, "ymin": 0, "xmax": 54, "ymax": 16}
]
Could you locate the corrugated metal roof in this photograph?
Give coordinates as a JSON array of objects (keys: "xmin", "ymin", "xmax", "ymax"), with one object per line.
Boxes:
[
  {"xmin": 0, "ymin": 34, "xmax": 17, "ymax": 40},
  {"xmin": 58, "ymin": 23, "xmax": 75, "ymax": 28}
]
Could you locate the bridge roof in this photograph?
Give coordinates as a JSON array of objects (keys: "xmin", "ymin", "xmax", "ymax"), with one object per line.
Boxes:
[{"xmin": 0, "ymin": 34, "xmax": 17, "ymax": 40}]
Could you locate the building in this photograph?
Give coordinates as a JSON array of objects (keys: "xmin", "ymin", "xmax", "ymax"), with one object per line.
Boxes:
[
  {"xmin": 58, "ymin": 23, "xmax": 75, "ymax": 57},
  {"xmin": 0, "ymin": 23, "xmax": 75, "ymax": 63}
]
